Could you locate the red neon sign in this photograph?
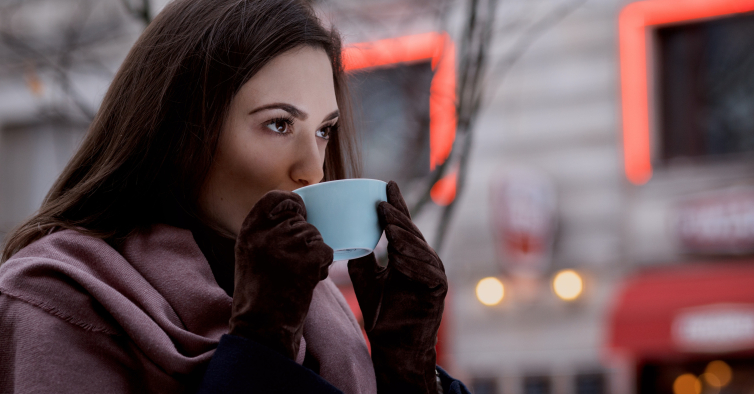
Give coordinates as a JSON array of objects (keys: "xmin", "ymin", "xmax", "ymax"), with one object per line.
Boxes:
[
  {"xmin": 343, "ymin": 32, "xmax": 458, "ymax": 205},
  {"xmin": 619, "ymin": 0, "xmax": 754, "ymax": 185}
]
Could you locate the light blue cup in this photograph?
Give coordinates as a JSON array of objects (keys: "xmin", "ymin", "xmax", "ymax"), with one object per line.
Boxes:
[{"xmin": 293, "ymin": 179, "xmax": 388, "ymax": 261}]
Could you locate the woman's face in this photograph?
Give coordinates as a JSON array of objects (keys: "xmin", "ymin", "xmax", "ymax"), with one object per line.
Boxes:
[{"xmin": 199, "ymin": 46, "xmax": 339, "ymax": 237}]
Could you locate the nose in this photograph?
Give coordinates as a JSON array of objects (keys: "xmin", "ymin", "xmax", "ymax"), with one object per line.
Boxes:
[{"xmin": 290, "ymin": 132, "xmax": 325, "ymax": 188}]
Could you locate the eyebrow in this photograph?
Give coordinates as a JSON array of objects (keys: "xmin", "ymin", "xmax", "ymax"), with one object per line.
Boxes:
[{"xmin": 249, "ymin": 103, "xmax": 339, "ymax": 123}]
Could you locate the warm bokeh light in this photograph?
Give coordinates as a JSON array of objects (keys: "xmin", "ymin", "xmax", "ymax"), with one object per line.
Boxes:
[
  {"xmin": 553, "ymin": 270, "xmax": 583, "ymax": 301},
  {"xmin": 673, "ymin": 373, "xmax": 701, "ymax": 394},
  {"xmin": 704, "ymin": 360, "xmax": 732, "ymax": 387},
  {"xmin": 476, "ymin": 277, "xmax": 504, "ymax": 306}
]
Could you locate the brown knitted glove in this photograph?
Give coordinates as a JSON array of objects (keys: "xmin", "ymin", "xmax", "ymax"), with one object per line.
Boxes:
[
  {"xmin": 229, "ymin": 190, "xmax": 334, "ymax": 360},
  {"xmin": 348, "ymin": 181, "xmax": 448, "ymax": 394}
]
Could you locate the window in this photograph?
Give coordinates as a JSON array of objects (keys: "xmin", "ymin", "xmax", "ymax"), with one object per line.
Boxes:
[
  {"xmin": 618, "ymin": 0, "xmax": 754, "ymax": 184},
  {"xmin": 523, "ymin": 375, "xmax": 550, "ymax": 394},
  {"xmin": 342, "ymin": 32, "xmax": 457, "ymax": 204},
  {"xmin": 471, "ymin": 377, "xmax": 498, "ymax": 394},
  {"xmin": 657, "ymin": 12, "xmax": 754, "ymax": 162},
  {"xmin": 575, "ymin": 373, "xmax": 606, "ymax": 394},
  {"xmin": 348, "ymin": 61, "xmax": 432, "ymax": 186}
]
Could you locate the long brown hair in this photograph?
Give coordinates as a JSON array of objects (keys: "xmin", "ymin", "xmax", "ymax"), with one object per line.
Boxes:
[{"xmin": 2, "ymin": 0, "xmax": 361, "ymax": 262}]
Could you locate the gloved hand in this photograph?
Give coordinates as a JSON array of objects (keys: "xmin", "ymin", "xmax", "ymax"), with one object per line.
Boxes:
[
  {"xmin": 348, "ymin": 181, "xmax": 448, "ymax": 394},
  {"xmin": 229, "ymin": 190, "xmax": 334, "ymax": 360}
]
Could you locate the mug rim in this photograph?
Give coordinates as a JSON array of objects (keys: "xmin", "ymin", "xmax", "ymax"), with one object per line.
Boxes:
[{"xmin": 292, "ymin": 178, "xmax": 387, "ymax": 194}]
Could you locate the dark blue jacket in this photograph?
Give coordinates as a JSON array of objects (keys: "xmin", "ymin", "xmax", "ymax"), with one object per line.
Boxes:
[{"xmin": 199, "ymin": 335, "xmax": 470, "ymax": 394}]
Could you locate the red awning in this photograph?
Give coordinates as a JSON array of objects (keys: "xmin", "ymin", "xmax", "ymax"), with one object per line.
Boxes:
[{"xmin": 607, "ymin": 262, "xmax": 754, "ymax": 359}]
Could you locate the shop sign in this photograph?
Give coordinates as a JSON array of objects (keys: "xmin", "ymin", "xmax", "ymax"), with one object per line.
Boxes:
[
  {"xmin": 676, "ymin": 188, "xmax": 754, "ymax": 254},
  {"xmin": 672, "ymin": 304, "xmax": 754, "ymax": 353},
  {"xmin": 490, "ymin": 168, "xmax": 557, "ymax": 277}
]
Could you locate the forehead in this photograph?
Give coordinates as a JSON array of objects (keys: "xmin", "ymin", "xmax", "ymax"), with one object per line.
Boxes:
[{"xmin": 235, "ymin": 46, "xmax": 338, "ymax": 113}]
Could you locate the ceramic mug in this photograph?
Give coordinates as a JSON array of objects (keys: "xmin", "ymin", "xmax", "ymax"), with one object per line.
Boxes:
[{"xmin": 293, "ymin": 178, "xmax": 388, "ymax": 261}]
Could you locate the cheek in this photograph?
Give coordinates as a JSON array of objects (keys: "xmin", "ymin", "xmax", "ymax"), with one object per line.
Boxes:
[
  {"xmin": 202, "ymin": 132, "xmax": 292, "ymax": 235},
  {"xmin": 223, "ymin": 133, "xmax": 286, "ymax": 188}
]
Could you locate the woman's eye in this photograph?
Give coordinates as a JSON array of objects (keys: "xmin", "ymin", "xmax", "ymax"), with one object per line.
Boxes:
[
  {"xmin": 316, "ymin": 125, "xmax": 334, "ymax": 140},
  {"xmin": 266, "ymin": 118, "xmax": 291, "ymax": 134}
]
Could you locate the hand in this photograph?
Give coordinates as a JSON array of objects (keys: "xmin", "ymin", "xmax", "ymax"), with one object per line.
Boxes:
[
  {"xmin": 229, "ymin": 190, "xmax": 333, "ymax": 360},
  {"xmin": 348, "ymin": 181, "xmax": 447, "ymax": 394}
]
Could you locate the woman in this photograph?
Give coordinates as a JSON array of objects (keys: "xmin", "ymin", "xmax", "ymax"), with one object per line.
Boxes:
[{"xmin": 0, "ymin": 0, "xmax": 469, "ymax": 393}]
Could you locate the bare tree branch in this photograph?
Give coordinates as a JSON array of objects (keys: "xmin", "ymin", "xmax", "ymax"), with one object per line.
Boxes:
[
  {"xmin": 486, "ymin": 0, "xmax": 588, "ymax": 104},
  {"xmin": 0, "ymin": 0, "xmax": 144, "ymax": 122},
  {"xmin": 0, "ymin": 28, "xmax": 96, "ymax": 119},
  {"xmin": 430, "ymin": 0, "xmax": 587, "ymax": 254}
]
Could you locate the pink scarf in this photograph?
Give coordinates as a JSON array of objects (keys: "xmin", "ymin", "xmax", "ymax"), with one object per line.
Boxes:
[{"xmin": 0, "ymin": 224, "xmax": 376, "ymax": 394}]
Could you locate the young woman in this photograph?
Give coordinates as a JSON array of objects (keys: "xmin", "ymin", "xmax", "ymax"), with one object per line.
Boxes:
[{"xmin": 0, "ymin": 0, "xmax": 469, "ymax": 393}]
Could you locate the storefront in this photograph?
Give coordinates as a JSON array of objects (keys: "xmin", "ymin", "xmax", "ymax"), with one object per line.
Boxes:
[{"xmin": 608, "ymin": 262, "xmax": 754, "ymax": 393}]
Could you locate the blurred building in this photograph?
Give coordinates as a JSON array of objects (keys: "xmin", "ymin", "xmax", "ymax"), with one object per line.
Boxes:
[
  {"xmin": 434, "ymin": 1, "xmax": 754, "ymax": 393},
  {"xmin": 2, "ymin": 0, "xmax": 754, "ymax": 393},
  {"xmin": 327, "ymin": 1, "xmax": 754, "ymax": 393}
]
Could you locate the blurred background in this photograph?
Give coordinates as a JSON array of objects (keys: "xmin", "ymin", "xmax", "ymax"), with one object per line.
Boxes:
[{"xmin": 1, "ymin": 0, "xmax": 754, "ymax": 393}]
